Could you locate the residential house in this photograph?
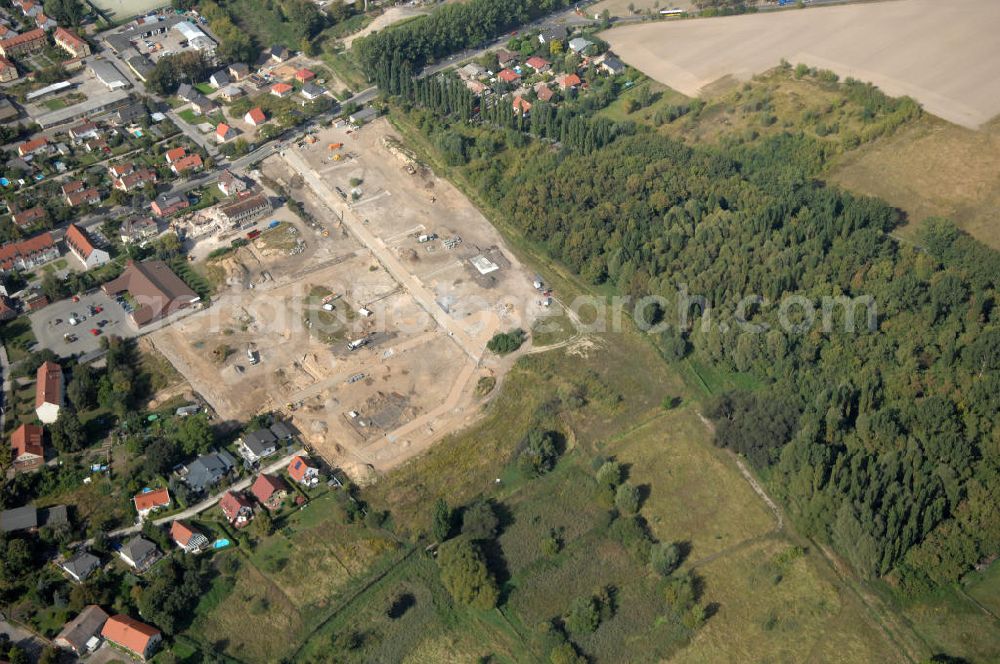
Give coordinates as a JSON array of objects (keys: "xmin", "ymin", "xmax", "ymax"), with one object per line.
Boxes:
[
  {"xmin": 525, "ymin": 56, "xmax": 550, "ymax": 73},
  {"xmin": 170, "ymin": 153, "xmax": 203, "ymax": 176},
  {"xmin": 34, "ymin": 13, "xmax": 56, "ymax": 31},
  {"xmin": 287, "ymin": 454, "xmax": 319, "ymax": 486},
  {"xmin": 299, "ymin": 82, "xmax": 326, "ymax": 101},
  {"xmin": 269, "ymin": 44, "xmax": 290, "ymax": 62},
  {"xmin": 0, "ymin": 56, "xmax": 18, "ymax": 83},
  {"xmin": 513, "ymin": 95, "xmax": 532, "ymax": 115},
  {"xmin": 35, "ymin": 360, "xmax": 62, "ymax": 424},
  {"xmin": 215, "ymin": 122, "xmax": 237, "ymax": 143},
  {"xmin": 68, "ymin": 120, "xmax": 100, "ymax": 141},
  {"xmin": 599, "ymin": 53, "xmax": 625, "ymax": 75},
  {"xmin": 465, "ymin": 79, "xmax": 488, "ymax": 95},
  {"xmin": 117, "ymin": 536, "xmax": 161, "ymax": 571},
  {"xmin": 111, "ymin": 100, "xmax": 146, "ymax": 126},
  {"xmin": 219, "ymin": 84, "xmax": 244, "ymax": 102},
  {"xmin": 17, "ymin": 0, "xmax": 42, "ymax": 17},
  {"xmin": 0, "ymin": 505, "xmax": 37, "ymax": 532},
  {"xmin": 65, "ymin": 187, "xmax": 101, "ymax": 208},
  {"xmin": 568, "ymin": 37, "xmax": 593, "ymax": 54},
  {"xmin": 458, "ymin": 62, "xmax": 486, "ymax": 81},
  {"xmin": 534, "ymin": 82, "xmax": 555, "ymax": 102},
  {"xmin": 251, "ymin": 473, "xmax": 288, "ymax": 511},
  {"xmin": 270, "ymin": 82, "xmax": 292, "ymax": 98},
  {"xmin": 61, "ymin": 180, "xmax": 85, "ymax": 197},
  {"xmin": 228, "ymin": 62, "xmax": 249, "ymax": 80},
  {"xmin": 496, "ymin": 48, "xmax": 517, "ymax": 69},
  {"xmin": 238, "ymin": 427, "xmax": 278, "ymax": 463},
  {"xmin": 244, "ymin": 106, "xmax": 266, "ymax": 126},
  {"xmin": 557, "ymin": 72, "xmax": 582, "ymax": 90},
  {"xmin": 120, "ymin": 217, "xmax": 158, "ymax": 244},
  {"xmin": 65, "ymin": 224, "xmax": 110, "ymax": 269},
  {"xmin": 55, "ymin": 605, "xmax": 109, "ymax": 656},
  {"xmin": 270, "ymin": 421, "xmax": 296, "ymax": 441},
  {"xmin": 217, "ymin": 170, "xmax": 247, "ymax": 196},
  {"xmin": 0, "ymin": 232, "xmax": 60, "ymax": 272},
  {"xmin": 219, "ymin": 491, "xmax": 253, "ymax": 527},
  {"xmin": 84, "ymin": 137, "xmax": 108, "ymax": 153},
  {"xmin": 0, "ymin": 28, "xmax": 46, "ymax": 58},
  {"xmin": 113, "ymin": 167, "xmax": 157, "ymax": 193},
  {"xmin": 11, "ymin": 423, "xmax": 44, "ymax": 472},
  {"xmin": 53, "ymin": 27, "xmax": 90, "ymax": 58},
  {"xmin": 218, "ymin": 192, "xmax": 271, "ymax": 228},
  {"xmin": 190, "ymin": 95, "xmax": 218, "ymax": 115},
  {"xmin": 0, "ymin": 26, "xmax": 14, "ymax": 40},
  {"xmin": 176, "ymin": 83, "xmax": 195, "ymax": 102},
  {"xmin": 294, "ymin": 67, "xmax": 315, "ymax": 83},
  {"xmin": 170, "ymin": 521, "xmax": 209, "ymax": 553},
  {"xmin": 151, "ymin": 192, "xmax": 189, "ymax": 217},
  {"xmin": 61, "ymin": 551, "xmax": 101, "ymax": 582},
  {"xmin": 208, "ymin": 69, "xmax": 230, "ymax": 88},
  {"xmin": 497, "ymin": 68, "xmax": 520, "ymax": 85},
  {"xmin": 17, "ymin": 136, "xmax": 49, "ymax": 157},
  {"xmin": 132, "ymin": 487, "xmax": 170, "ymax": 519},
  {"xmin": 101, "ymin": 615, "xmax": 161, "ymax": 661},
  {"xmin": 538, "ymin": 26, "xmax": 567, "ymax": 44},
  {"xmin": 108, "ymin": 162, "xmax": 134, "ymax": 178},
  {"xmin": 164, "ymin": 146, "xmax": 187, "ymax": 163},
  {"xmin": 0, "ymin": 295, "xmax": 16, "ymax": 322},
  {"xmin": 184, "ymin": 450, "xmax": 236, "ymax": 493},
  {"xmin": 11, "ymin": 206, "xmax": 45, "ymax": 228}
]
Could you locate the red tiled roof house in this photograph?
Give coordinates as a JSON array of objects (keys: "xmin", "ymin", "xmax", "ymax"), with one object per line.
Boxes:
[
  {"xmin": 101, "ymin": 615, "xmax": 161, "ymax": 661},
  {"xmin": 133, "ymin": 487, "xmax": 170, "ymax": 518},
  {"xmin": 11, "ymin": 423, "xmax": 44, "ymax": 472},
  {"xmin": 220, "ymin": 490, "xmax": 253, "ymax": 527},
  {"xmin": 251, "ymin": 473, "xmax": 288, "ymax": 511},
  {"xmin": 35, "ymin": 360, "xmax": 62, "ymax": 424},
  {"xmin": 287, "ymin": 454, "xmax": 319, "ymax": 485}
]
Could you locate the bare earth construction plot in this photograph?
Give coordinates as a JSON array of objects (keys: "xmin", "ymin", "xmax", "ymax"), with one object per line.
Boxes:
[
  {"xmin": 604, "ymin": 0, "xmax": 1000, "ymax": 129},
  {"xmin": 152, "ymin": 119, "xmax": 544, "ymax": 475}
]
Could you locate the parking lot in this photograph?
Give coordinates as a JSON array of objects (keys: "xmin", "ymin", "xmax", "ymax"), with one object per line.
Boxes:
[{"xmin": 30, "ymin": 291, "xmax": 136, "ymax": 358}]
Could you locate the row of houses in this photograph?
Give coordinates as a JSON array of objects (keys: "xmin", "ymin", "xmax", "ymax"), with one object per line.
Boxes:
[{"xmin": 55, "ymin": 605, "xmax": 160, "ymax": 660}]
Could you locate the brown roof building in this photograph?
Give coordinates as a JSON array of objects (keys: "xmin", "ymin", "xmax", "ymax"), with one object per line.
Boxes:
[
  {"xmin": 0, "ymin": 232, "xmax": 59, "ymax": 272},
  {"xmin": 11, "ymin": 423, "xmax": 44, "ymax": 471},
  {"xmin": 65, "ymin": 223, "xmax": 110, "ymax": 269},
  {"xmin": 0, "ymin": 55, "xmax": 17, "ymax": 83},
  {"xmin": 53, "ymin": 26, "xmax": 90, "ymax": 58},
  {"xmin": 35, "ymin": 360, "xmax": 62, "ymax": 424},
  {"xmin": 0, "ymin": 28, "xmax": 47, "ymax": 58},
  {"xmin": 251, "ymin": 473, "xmax": 288, "ymax": 510},
  {"xmin": 218, "ymin": 192, "xmax": 271, "ymax": 227},
  {"xmin": 101, "ymin": 615, "xmax": 161, "ymax": 660},
  {"xmin": 55, "ymin": 605, "xmax": 109, "ymax": 656},
  {"xmin": 11, "ymin": 206, "xmax": 45, "ymax": 228},
  {"xmin": 101, "ymin": 260, "xmax": 200, "ymax": 327}
]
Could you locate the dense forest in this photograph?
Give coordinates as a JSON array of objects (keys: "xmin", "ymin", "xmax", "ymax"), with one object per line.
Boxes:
[
  {"xmin": 468, "ymin": 126, "xmax": 998, "ymax": 590},
  {"xmin": 361, "ymin": 11, "xmax": 999, "ymax": 588},
  {"xmin": 355, "ymin": 0, "xmax": 574, "ymax": 74}
]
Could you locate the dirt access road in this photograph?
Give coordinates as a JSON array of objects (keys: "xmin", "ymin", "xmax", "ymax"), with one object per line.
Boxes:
[{"xmin": 604, "ymin": 0, "xmax": 1000, "ymax": 129}]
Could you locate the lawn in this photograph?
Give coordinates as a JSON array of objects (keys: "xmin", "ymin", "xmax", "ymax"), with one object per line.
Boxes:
[
  {"xmin": 186, "ymin": 493, "xmax": 408, "ymax": 662},
  {"xmin": 598, "ymin": 78, "xmax": 690, "ymax": 125},
  {"xmin": 194, "ymin": 82, "xmax": 215, "ymax": 95},
  {"xmin": 1, "ymin": 316, "xmax": 37, "ymax": 363},
  {"xmin": 529, "ymin": 307, "xmax": 576, "ymax": 347}
]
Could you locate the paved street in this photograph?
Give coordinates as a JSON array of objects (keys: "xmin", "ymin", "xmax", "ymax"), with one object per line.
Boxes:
[{"xmin": 108, "ymin": 450, "xmax": 300, "ymax": 539}]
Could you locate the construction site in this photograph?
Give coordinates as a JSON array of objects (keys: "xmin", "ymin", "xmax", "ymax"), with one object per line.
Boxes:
[{"xmin": 150, "ymin": 118, "xmax": 548, "ymax": 477}]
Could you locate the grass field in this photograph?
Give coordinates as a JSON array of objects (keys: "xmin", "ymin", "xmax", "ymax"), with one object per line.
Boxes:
[{"xmin": 829, "ymin": 115, "xmax": 1000, "ymax": 249}]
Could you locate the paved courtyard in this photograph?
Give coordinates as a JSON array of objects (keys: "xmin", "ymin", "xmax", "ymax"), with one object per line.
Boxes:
[{"xmin": 30, "ymin": 290, "xmax": 136, "ymax": 358}]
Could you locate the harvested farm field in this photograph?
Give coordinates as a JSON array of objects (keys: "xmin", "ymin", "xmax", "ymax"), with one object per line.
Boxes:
[{"xmin": 604, "ymin": 0, "xmax": 1000, "ymax": 129}]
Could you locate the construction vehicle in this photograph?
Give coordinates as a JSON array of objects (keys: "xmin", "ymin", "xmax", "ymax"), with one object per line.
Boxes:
[
  {"xmin": 347, "ymin": 337, "xmax": 368, "ymax": 351},
  {"xmin": 328, "ymin": 142, "xmax": 343, "ymax": 151},
  {"xmin": 247, "ymin": 343, "xmax": 259, "ymax": 365}
]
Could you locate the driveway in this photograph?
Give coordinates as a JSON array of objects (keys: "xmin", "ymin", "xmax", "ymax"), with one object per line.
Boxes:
[{"xmin": 30, "ymin": 290, "xmax": 136, "ymax": 358}]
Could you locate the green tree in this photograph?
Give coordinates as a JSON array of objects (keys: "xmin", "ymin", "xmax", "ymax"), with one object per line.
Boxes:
[
  {"xmin": 432, "ymin": 497, "xmax": 453, "ymax": 542},
  {"xmin": 564, "ymin": 595, "xmax": 600, "ymax": 634},
  {"xmin": 615, "ymin": 482, "xmax": 641, "ymax": 515},
  {"xmin": 461, "ymin": 500, "xmax": 499, "ymax": 541},
  {"xmin": 50, "ymin": 409, "xmax": 86, "ymax": 453},
  {"xmin": 650, "ymin": 542, "xmax": 682, "ymax": 576},
  {"xmin": 253, "ymin": 510, "xmax": 274, "ymax": 538},
  {"xmin": 45, "ymin": 0, "xmax": 85, "ymax": 25},
  {"xmin": 67, "ymin": 365, "xmax": 98, "ymax": 411},
  {"xmin": 518, "ymin": 430, "xmax": 559, "ymax": 476},
  {"xmin": 170, "ymin": 414, "xmax": 214, "ymax": 456},
  {"xmin": 437, "ymin": 537, "xmax": 499, "ymax": 610}
]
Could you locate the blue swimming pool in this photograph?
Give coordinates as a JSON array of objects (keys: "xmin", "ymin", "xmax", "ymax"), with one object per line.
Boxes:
[
  {"xmin": 0, "ymin": 178, "xmax": 8, "ymax": 187},
  {"xmin": 213, "ymin": 539, "xmax": 231, "ymax": 549}
]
